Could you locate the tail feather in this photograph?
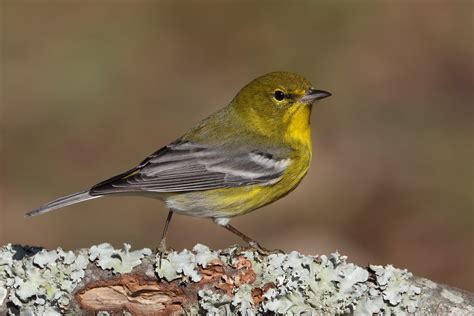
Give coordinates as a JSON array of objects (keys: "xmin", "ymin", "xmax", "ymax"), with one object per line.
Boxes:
[{"xmin": 25, "ymin": 190, "xmax": 101, "ymax": 217}]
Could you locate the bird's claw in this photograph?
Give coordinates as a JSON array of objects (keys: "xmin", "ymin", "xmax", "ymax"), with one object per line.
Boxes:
[
  {"xmin": 248, "ymin": 241, "xmax": 276, "ymax": 256},
  {"xmin": 154, "ymin": 239, "xmax": 169, "ymax": 269}
]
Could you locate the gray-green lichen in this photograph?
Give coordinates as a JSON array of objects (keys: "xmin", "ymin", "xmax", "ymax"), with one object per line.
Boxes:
[
  {"xmin": 89, "ymin": 243, "xmax": 151, "ymax": 274},
  {"xmin": 0, "ymin": 244, "xmax": 89, "ymax": 315},
  {"xmin": 0, "ymin": 243, "xmax": 151, "ymax": 314},
  {"xmin": 198, "ymin": 288, "xmax": 232, "ymax": 315},
  {"xmin": 155, "ymin": 244, "xmax": 219, "ymax": 282},
  {"xmin": 355, "ymin": 265, "xmax": 421, "ymax": 315},
  {"xmin": 154, "ymin": 245, "xmax": 422, "ymax": 314},
  {"xmin": 5, "ymin": 243, "xmax": 469, "ymax": 314}
]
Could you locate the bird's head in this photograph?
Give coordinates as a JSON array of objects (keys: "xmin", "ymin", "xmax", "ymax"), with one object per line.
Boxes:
[{"xmin": 231, "ymin": 71, "xmax": 331, "ymax": 141}]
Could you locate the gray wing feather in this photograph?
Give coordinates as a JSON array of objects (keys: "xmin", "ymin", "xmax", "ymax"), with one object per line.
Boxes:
[{"xmin": 90, "ymin": 141, "xmax": 291, "ymax": 194}]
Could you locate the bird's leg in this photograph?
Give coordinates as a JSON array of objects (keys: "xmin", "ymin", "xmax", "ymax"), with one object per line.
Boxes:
[
  {"xmin": 219, "ymin": 221, "xmax": 270, "ymax": 254},
  {"xmin": 159, "ymin": 210, "xmax": 173, "ymax": 251},
  {"xmin": 158, "ymin": 210, "xmax": 174, "ymax": 267}
]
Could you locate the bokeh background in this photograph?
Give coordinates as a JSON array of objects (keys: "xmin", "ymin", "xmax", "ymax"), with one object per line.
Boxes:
[{"xmin": 1, "ymin": 1, "xmax": 473, "ymax": 291}]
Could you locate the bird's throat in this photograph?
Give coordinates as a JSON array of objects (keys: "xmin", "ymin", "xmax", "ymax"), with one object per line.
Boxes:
[{"xmin": 284, "ymin": 104, "xmax": 312, "ymax": 148}]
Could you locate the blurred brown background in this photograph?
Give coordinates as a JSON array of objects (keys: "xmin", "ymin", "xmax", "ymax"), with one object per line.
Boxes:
[{"xmin": 1, "ymin": 1, "xmax": 473, "ymax": 291}]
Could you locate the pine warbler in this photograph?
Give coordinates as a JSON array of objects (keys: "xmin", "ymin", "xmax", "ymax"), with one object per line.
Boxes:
[{"xmin": 26, "ymin": 72, "xmax": 331, "ymax": 251}]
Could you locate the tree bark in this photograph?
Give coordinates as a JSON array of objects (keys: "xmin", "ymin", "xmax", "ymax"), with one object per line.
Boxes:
[{"xmin": 0, "ymin": 243, "xmax": 472, "ymax": 315}]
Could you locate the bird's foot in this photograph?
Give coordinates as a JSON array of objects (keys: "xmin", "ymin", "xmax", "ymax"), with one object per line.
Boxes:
[
  {"xmin": 153, "ymin": 241, "xmax": 168, "ymax": 254},
  {"xmin": 248, "ymin": 240, "xmax": 283, "ymax": 256},
  {"xmin": 154, "ymin": 239, "xmax": 170, "ymax": 268}
]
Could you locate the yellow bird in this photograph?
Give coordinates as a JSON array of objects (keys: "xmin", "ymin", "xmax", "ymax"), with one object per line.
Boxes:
[{"xmin": 26, "ymin": 72, "xmax": 331, "ymax": 251}]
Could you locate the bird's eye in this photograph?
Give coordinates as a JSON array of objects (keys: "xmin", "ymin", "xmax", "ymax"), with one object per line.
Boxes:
[{"xmin": 274, "ymin": 90, "xmax": 285, "ymax": 101}]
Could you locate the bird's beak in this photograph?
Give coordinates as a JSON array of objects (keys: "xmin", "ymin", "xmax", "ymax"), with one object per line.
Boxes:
[{"xmin": 300, "ymin": 88, "xmax": 332, "ymax": 103}]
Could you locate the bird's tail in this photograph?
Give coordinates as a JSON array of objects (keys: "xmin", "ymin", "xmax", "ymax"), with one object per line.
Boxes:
[{"xmin": 25, "ymin": 190, "xmax": 101, "ymax": 217}]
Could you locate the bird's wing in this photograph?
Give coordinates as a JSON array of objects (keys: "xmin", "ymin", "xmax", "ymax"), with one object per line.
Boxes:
[{"xmin": 90, "ymin": 140, "xmax": 292, "ymax": 195}]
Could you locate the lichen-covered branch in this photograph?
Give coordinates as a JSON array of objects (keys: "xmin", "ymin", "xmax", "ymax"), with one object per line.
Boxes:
[{"xmin": 0, "ymin": 243, "xmax": 472, "ymax": 315}]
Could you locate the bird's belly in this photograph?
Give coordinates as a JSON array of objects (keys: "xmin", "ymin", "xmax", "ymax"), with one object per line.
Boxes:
[{"xmin": 163, "ymin": 186, "xmax": 266, "ymax": 218}]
